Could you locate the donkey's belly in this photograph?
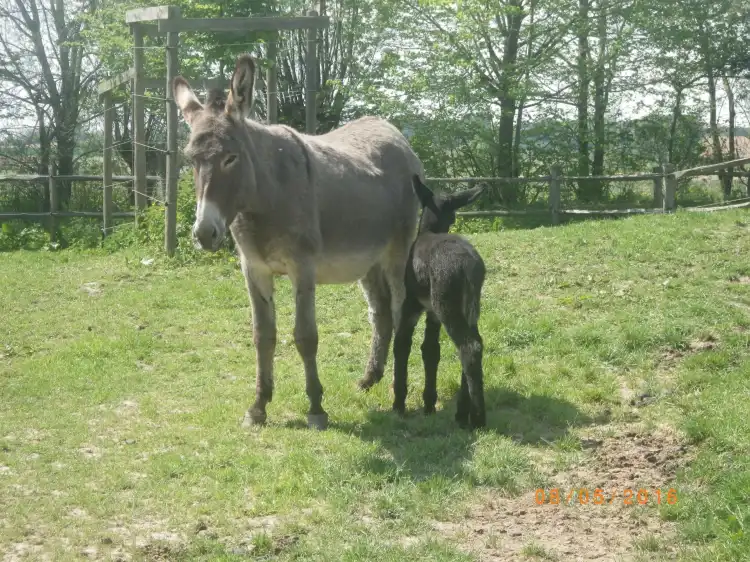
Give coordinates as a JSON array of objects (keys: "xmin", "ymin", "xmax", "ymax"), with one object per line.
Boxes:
[{"xmin": 314, "ymin": 249, "xmax": 384, "ymax": 284}]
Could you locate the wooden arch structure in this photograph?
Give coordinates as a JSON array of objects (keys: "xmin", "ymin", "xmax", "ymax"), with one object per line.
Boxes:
[{"xmin": 96, "ymin": 5, "xmax": 329, "ymax": 255}]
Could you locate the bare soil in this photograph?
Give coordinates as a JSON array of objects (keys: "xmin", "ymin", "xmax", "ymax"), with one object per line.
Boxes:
[{"xmin": 431, "ymin": 425, "xmax": 690, "ymax": 561}]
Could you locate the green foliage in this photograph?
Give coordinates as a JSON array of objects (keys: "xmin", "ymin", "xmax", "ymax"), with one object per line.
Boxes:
[{"xmin": 0, "ymin": 222, "xmax": 50, "ymax": 252}]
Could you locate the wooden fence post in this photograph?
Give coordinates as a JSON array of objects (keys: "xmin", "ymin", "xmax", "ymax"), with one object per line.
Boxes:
[
  {"xmin": 266, "ymin": 34, "xmax": 278, "ymax": 125},
  {"xmin": 103, "ymin": 90, "xmax": 114, "ymax": 236},
  {"xmin": 549, "ymin": 164, "xmax": 562, "ymax": 225},
  {"xmin": 48, "ymin": 160, "xmax": 58, "ymax": 243},
  {"xmin": 132, "ymin": 22, "xmax": 147, "ymax": 219},
  {"xmin": 305, "ymin": 11, "xmax": 318, "ymax": 134},
  {"xmin": 662, "ymin": 163, "xmax": 677, "ymax": 212},
  {"xmin": 652, "ymin": 165, "xmax": 663, "ymax": 209},
  {"xmin": 164, "ymin": 7, "xmax": 180, "ymax": 257}
]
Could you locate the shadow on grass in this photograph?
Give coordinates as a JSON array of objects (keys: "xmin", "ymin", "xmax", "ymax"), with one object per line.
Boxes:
[{"xmin": 332, "ymin": 387, "xmax": 597, "ymax": 483}]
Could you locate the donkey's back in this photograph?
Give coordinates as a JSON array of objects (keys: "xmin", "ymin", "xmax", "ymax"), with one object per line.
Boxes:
[{"xmin": 297, "ymin": 116, "xmax": 423, "ymax": 283}]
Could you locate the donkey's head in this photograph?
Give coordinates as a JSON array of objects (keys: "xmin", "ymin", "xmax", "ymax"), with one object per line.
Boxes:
[
  {"xmin": 173, "ymin": 54, "xmax": 257, "ymax": 251},
  {"xmin": 412, "ymin": 175, "xmax": 485, "ymax": 234}
]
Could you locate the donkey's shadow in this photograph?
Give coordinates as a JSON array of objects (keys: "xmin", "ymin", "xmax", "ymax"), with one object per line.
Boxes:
[{"xmin": 333, "ymin": 387, "xmax": 597, "ymax": 483}]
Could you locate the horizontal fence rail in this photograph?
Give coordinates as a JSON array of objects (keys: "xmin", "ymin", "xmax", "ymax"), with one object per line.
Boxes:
[
  {"xmin": 0, "ymin": 174, "xmax": 161, "ymax": 183},
  {"xmin": 0, "ymin": 172, "xmax": 162, "ymax": 242},
  {"xmin": 2, "ymin": 156, "xmax": 749, "ymax": 247}
]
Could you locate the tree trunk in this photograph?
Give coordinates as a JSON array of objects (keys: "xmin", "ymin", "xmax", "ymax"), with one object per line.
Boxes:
[
  {"xmin": 513, "ymin": 102, "xmax": 524, "ymax": 179},
  {"xmin": 668, "ymin": 84, "xmax": 683, "ymax": 164},
  {"xmin": 707, "ymin": 68, "xmax": 726, "ymax": 198},
  {"xmin": 513, "ymin": 0, "xmax": 535, "ymax": 181},
  {"xmin": 722, "ymin": 73, "xmax": 736, "ymax": 197},
  {"xmin": 590, "ymin": 0, "xmax": 608, "ymax": 201},
  {"xmin": 576, "ymin": 0, "xmax": 591, "ymax": 199},
  {"xmin": 496, "ymin": 0, "xmax": 524, "ymax": 204},
  {"xmin": 36, "ymin": 107, "xmax": 51, "ymax": 211},
  {"xmin": 56, "ymin": 121, "xmax": 77, "ymax": 209}
]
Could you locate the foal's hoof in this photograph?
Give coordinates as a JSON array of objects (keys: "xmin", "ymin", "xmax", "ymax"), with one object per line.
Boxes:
[
  {"xmin": 307, "ymin": 412, "xmax": 329, "ymax": 431},
  {"xmin": 241, "ymin": 407, "xmax": 267, "ymax": 428}
]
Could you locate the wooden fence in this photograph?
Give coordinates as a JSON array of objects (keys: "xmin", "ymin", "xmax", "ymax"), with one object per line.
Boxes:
[
  {"xmin": 2, "ymin": 156, "xmax": 749, "ymax": 247},
  {"xmin": 441, "ymin": 157, "xmax": 750, "ymax": 225},
  {"xmin": 0, "ymin": 170, "xmax": 161, "ymax": 243},
  {"xmin": 95, "ymin": 5, "xmax": 329, "ymax": 257}
]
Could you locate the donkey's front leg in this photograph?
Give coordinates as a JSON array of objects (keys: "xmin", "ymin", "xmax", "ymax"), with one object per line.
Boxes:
[
  {"xmin": 290, "ymin": 260, "xmax": 327, "ymax": 430},
  {"xmin": 241, "ymin": 262, "xmax": 276, "ymax": 427}
]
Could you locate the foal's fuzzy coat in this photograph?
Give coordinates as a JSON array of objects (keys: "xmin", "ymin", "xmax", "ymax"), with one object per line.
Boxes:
[{"xmin": 392, "ymin": 176, "xmax": 487, "ymax": 428}]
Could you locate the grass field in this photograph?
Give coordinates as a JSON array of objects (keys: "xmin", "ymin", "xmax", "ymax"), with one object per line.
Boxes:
[{"xmin": 2, "ymin": 209, "xmax": 750, "ymax": 561}]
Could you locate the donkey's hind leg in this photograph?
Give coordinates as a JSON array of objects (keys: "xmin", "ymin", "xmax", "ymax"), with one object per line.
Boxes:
[
  {"xmin": 382, "ymin": 239, "xmax": 412, "ymax": 346},
  {"xmin": 439, "ymin": 312, "xmax": 486, "ymax": 429},
  {"xmin": 421, "ymin": 312, "xmax": 442, "ymax": 415},
  {"xmin": 357, "ymin": 264, "xmax": 392, "ymax": 391}
]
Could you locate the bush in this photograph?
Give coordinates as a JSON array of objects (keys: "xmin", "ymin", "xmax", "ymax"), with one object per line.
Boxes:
[{"xmin": 0, "ymin": 222, "xmax": 50, "ymax": 252}]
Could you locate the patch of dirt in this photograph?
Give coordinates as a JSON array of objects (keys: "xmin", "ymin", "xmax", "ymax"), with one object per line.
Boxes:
[
  {"xmin": 137, "ymin": 541, "xmax": 185, "ymax": 562},
  {"xmin": 78, "ymin": 445, "xmax": 102, "ymax": 459},
  {"xmin": 80, "ymin": 282, "xmax": 103, "ymax": 297},
  {"xmin": 729, "ymin": 275, "xmax": 750, "ymax": 284},
  {"xmin": 114, "ymin": 400, "xmax": 140, "ymax": 416},
  {"xmin": 660, "ymin": 335, "xmax": 719, "ymax": 366},
  {"xmin": 432, "ymin": 425, "xmax": 690, "ymax": 561}
]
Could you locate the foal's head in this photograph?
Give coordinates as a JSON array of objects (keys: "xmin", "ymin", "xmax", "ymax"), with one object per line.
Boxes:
[
  {"xmin": 173, "ymin": 54, "xmax": 258, "ymax": 252},
  {"xmin": 411, "ymin": 175, "xmax": 485, "ymax": 234}
]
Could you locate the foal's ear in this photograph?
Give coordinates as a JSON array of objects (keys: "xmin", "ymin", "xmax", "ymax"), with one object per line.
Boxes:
[
  {"xmin": 173, "ymin": 77, "xmax": 203, "ymax": 127},
  {"xmin": 412, "ymin": 175, "xmax": 440, "ymax": 214},
  {"xmin": 226, "ymin": 54, "xmax": 256, "ymax": 120},
  {"xmin": 446, "ymin": 184, "xmax": 485, "ymax": 211}
]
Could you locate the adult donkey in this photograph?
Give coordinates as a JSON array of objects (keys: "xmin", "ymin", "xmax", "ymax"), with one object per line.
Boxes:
[{"xmin": 173, "ymin": 54, "xmax": 423, "ymax": 430}]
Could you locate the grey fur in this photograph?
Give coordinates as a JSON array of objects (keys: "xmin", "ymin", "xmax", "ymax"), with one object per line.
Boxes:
[
  {"xmin": 392, "ymin": 176, "xmax": 487, "ymax": 429},
  {"xmin": 173, "ymin": 54, "xmax": 423, "ymax": 429}
]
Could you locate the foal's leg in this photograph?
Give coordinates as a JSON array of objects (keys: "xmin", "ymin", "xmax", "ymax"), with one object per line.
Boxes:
[
  {"xmin": 443, "ymin": 319, "xmax": 485, "ymax": 429},
  {"xmin": 289, "ymin": 259, "xmax": 327, "ymax": 430},
  {"xmin": 357, "ymin": 265, "xmax": 392, "ymax": 391},
  {"xmin": 392, "ymin": 296, "xmax": 423, "ymax": 415},
  {"xmin": 240, "ymin": 261, "xmax": 276, "ymax": 427},
  {"xmin": 421, "ymin": 311, "xmax": 442, "ymax": 415},
  {"xmin": 434, "ymin": 286, "xmax": 486, "ymax": 429}
]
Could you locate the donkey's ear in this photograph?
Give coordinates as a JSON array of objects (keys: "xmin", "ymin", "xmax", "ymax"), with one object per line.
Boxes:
[
  {"xmin": 412, "ymin": 175, "xmax": 440, "ymax": 213},
  {"xmin": 446, "ymin": 184, "xmax": 485, "ymax": 210},
  {"xmin": 173, "ymin": 76, "xmax": 203, "ymax": 127},
  {"xmin": 226, "ymin": 54, "xmax": 256, "ymax": 120}
]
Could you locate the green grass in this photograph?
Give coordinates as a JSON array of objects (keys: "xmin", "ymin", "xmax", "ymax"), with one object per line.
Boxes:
[{"xmin": 2, "ymin": 210, "xmax": 750, "ymax": 560}]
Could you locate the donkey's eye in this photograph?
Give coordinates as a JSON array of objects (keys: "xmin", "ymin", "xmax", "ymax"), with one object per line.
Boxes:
[{"xmin": 223, "ymin": 154, "xmax": 238, "ymax": 168}]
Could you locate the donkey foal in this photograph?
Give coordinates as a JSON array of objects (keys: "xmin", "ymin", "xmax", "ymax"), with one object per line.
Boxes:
[{"xmin": 392, "ymin": 176, "xmax": 487, "ymax": 428}]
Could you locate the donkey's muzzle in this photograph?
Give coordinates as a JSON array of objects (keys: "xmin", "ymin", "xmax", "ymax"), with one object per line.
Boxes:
[{"xmin": 192, "ymin": 222, "xmax": 222, "ymax": 252}]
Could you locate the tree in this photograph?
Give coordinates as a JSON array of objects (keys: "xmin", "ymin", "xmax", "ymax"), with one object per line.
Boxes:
[{"xmin": 0, "ymin": 0, "xmax": 100, "ymax": 206}]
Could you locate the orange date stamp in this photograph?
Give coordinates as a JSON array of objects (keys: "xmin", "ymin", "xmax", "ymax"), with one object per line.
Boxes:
[{"xmin": 535, "ymin": 488, "xmax": 678, "ymax": 506}]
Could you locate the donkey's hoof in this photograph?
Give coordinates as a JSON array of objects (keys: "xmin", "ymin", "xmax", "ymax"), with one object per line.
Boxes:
[
  {"xmin": 392, "ymin": 403, "xmax": 406, "ymax": 417},
  {"xmin": 470, "ymin": 413, "xmax": 487, "ymax": 429},
  {"xmin": 356, "ymin": 378, "xmax": 372, "ymax": 391},
  {"xmin": 455, "ymin": 411, "xmax": 470, "ymax": 428},
  {"xmin": 307, "ymin": 412, "xmax": 328, "ymax": 431},
  {"xmin": 357, "ymin": 369, "xmax": 384, "ymax": 391},
  {"xmin": 242, "ymin": 408, "xmax": 267, "ymax": 428}
]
